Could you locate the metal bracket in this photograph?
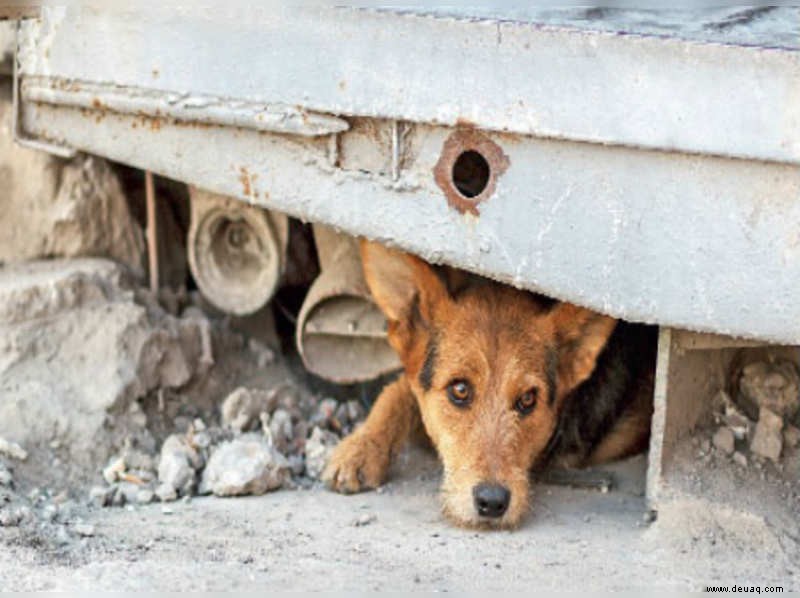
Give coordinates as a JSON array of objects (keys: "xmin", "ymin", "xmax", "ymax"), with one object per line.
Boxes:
[{"xmin": 11, "ymin": 20, "xmax": 77, "ymax": 158}]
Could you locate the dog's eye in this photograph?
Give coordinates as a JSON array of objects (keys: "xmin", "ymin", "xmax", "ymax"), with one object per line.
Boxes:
[
  {"xmin": 446, "ymin": 379, "xmax": 473, "ymax": 407},
  {"xmin": 514, "ymin": 388, "xmax": 538, "ymax": 416}
]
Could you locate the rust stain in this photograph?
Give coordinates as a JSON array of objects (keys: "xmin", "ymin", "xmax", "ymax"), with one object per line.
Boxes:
[
  {"xmin": 149, "ymin": 117, "xmax": 162, "ymax": 131},
  {"xmin": 455, "ymin": 117, "xmax": 477, "ymax": 128},
  {"xmin": 338, "ymin": 80, "xmax": 347, "ymax": 91},
  {"xmin": 239, "ymin": 166, "xmax": 252, "ymax": 197},
  {"xmin": 432, "ymin": 129, "xmax": 510, "ymax": 217},
  {"xmin": 91, "ymin": 97, "xmax": 105, "ymax": 110},
  {"xmin": 152, "ymin": 68, "xmax": 160, "ymax": 79}
]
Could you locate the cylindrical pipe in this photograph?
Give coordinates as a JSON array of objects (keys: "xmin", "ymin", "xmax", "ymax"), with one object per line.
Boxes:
[
  {"xmin": 187, "ymin": 187, "xmax": 288, "ymax": 316},
  {"xmin": 296, "ymin": 225, "xmax": 400, "ymax": 384}
]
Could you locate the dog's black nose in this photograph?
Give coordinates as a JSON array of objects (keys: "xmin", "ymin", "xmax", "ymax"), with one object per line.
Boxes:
[{"xmin": 473, "ymin": 483, "xmax": 511, "ymax": 518}]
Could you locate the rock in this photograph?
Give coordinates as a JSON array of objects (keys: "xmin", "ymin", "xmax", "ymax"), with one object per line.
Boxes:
[
  {"xmin": 136, "ymin": 488, "xmax": 155, "ymax": 505},
  {"xmin": 353, "ymin": 513, "xmax": 376, "ymax": 527},
  {"xmin": 155, "ymin": 483, "xmax": 178, "ymax": 503},
  {"xmin": 114, "ymin": 482, "xmax": 143, "ymax": 505},
  {"xmin": 750, "ymin": 407, "xmax": 784, "ymax": 463},
  {"xmin": 0, "ymin": 259, "xmax": 212, "ymax": 471},
  {"xmin": 111, "ymin": 486, "xmax": 127, "ymax": 507},
  {"xmin": 310, "ymin": 398, "xmax": 339, "ymax": 429},
  {"xmin": 712, "ymin": 427, "xmax": 735, "ymax": 455},
  {"xmin": 248, "ymin": 338, "xmax": 275, "ymax": 368},
  {"xmin": 714, "ymin": 390, "xmax": 753, "ymax": 440},
  {"xmin": 157, "ymin": 434, "xmax": 202, "ymax": 496},
  {"xmin": 0, "ymin": 508, "xmax": 23, "ymax": 527},
  {"xmin": 89, "ymin": 485, "xmax": 114, "ymax": 508},
  {"xmin": 783, "ymin": 424, "xmax": 800, "ymax": 448},
  {"xmin": 0, "ymin": 84, "xmax": 145, "ymax": 272},
  {"xmin": 739, "ymin": 360, "xmax": 800, "ymax": 420},
  {"xmin": 0, "ymin": 464, "xmax": 11, "ymax": 487},
  {"xmin": 268, "ymin": 409, "xmax": 294, "ymax": 454},
  {"xmin": 102, "ymin": 456, "xmax": 126, "ymax": 484},
  {"xmin": 0, "ymin": 438, "xmax": 27, "ymax": 461},
  {"xmin": 304, "ymin": 427, "xmax": 340, "ymax": 480},
  {"xmin": 733, "ymin": 451, "xmax": 748, "ymax": 468},
  {"xmin": 73, "ymin": 523, "xmax": 95, "ymax": 537},
  {"xmin": 221, "ymin": 387, "xmax": 280, "ymax": 432},
  {"xmin": 200, "ymin": 434, "xmax": 289, "ymax": 497}
]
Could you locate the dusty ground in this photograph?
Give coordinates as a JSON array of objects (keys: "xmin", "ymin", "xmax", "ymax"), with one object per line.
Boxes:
[{"xmin": 1, "ymin": 447, "xmax": 797, "ymax": 592}]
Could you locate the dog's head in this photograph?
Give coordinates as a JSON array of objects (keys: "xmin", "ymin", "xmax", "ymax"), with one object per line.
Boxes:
[{"xmin": 361, "ymin": 240, "xmax": 616, "ymax": 528}]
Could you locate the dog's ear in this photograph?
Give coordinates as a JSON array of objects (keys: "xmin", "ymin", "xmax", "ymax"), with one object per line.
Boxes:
[
  {"xmin": 548, "ymin": 303, "xmax": 617, "ymax": 397},
  {"xmin": 360, "ymin": 239, "xmax": 448, "ymax": 327}
]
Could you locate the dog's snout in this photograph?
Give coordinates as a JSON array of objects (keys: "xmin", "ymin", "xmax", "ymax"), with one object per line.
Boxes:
[{"xmin": 472, "ymin": 483, "xmax": 511, "ymax": 518}]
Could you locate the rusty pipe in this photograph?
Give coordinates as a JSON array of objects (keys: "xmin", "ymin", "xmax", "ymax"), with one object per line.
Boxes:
[
  {"xmin": 296, "ymin": 225, "xmax": 400, "ymax": 384},
  {"xmin": 187, "ymin": 187, "xmax": 288, "ymax": 316}
]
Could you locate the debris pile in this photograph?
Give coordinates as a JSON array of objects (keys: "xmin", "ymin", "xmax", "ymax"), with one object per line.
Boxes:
[
  {"xmin": 88, "ymin": 386, "xmax": 366, "ymax": 506},
  {"xmin": 705, "ymin": 359, "xmax": 800, "ymax": 472}
]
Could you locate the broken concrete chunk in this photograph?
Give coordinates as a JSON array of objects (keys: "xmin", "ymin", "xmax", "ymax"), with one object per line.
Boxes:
[
  {"xmin": 136, "ymin": 488, "xmax": 155, "ymax": 505},
  {"xmin": 155, "ymin": 483, "xmax": 178, "ymax": 503},
  {"xmin": 268, "ymin": 409, "xmax": 294, "ymax": 454},
  {"xmin": 200, "ymin": 433, "xmax": 289, "ymax": 497},
  {"xmin": 783, "ymin": 424, "xmax": 800, "ymax": 449},
  {"xmin": 157, "ymin": 434, "xmax": 203, "ymax": 496},
  {"xmin": 712, "ymin": 427, "xmax": 735, "ymax": 455},
  {"xmin": 89, "ymin": 485, "xmax": 114, "ymax": 508},
  {"xmin": 310, "ymin": 398, "xmax": 339, "ymax": 429},
  {"xmin": 0, "ymin": 258, "xmax": 213, "ymax": 472},
  {"xmin": 0, "ymin": 437, "xmax": 28, "ymax": 461},
  {"xmin": 739, "ymin": 360, "xmax": 800, "ymax": 420},
  {"xmin": 102, "ymin": 456, "xmax": 126, "ymax": 484},
  {"xmin": 304, "ymin": 426, "xmax": 340, "ymax": 480},
  {"xmin": 73, "ymin": 523, "xmax": 96, "ymax": 537},
  {"xmin": 221, "ymin": 387, "xmax": 280, "ymax": 432},
  {"xmin": 0, "ymin": 462, "xmax": 11, "ymax": 487},
  {"xmin": 732, "ymin": 451, "xmax": 748, "ymax": 468},
  {"xmin": 750, "ymin": 407, "xmax": 784, "ymax": 463}
]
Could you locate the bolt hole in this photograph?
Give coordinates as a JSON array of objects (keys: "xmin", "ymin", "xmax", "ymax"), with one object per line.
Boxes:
[{"xmin": 452, "ymin": 150, "xmax": 491, "ymax": 199}]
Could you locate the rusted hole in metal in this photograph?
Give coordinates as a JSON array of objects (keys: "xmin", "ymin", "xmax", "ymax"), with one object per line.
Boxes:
[
  {"xmin": 452, "ymin": 150, "xmax": 490, "ymax": 198},
  {"xmin": 434, "ymin": 129, "xmax": 510, "ymax": 216}
]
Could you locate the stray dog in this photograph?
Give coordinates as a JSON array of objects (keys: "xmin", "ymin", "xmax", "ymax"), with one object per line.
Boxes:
[{"xmin": 323, "ymin": 240, "xmax": 656, "ymax": 528}]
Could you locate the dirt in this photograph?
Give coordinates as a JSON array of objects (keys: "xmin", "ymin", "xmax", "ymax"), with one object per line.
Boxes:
[{"xmin": 0, "ymin": 447, "xmax": 795, "ymax": 591}]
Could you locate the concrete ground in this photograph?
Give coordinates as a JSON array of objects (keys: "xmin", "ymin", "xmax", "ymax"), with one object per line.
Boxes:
[{"xmin": 2, "ymin": 449, "xmax": 796, "ymax": 592}]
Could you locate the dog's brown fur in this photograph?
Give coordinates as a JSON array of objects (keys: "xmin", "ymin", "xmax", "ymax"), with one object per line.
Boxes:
[{"xmin": 323, "ymin": 240, "xmax": 656, "ymax": 528}]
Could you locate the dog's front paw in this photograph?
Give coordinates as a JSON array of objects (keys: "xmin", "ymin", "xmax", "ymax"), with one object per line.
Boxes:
[{"xmin": 322, "ymin": 432, "xmax": 390, "ymax": 494}]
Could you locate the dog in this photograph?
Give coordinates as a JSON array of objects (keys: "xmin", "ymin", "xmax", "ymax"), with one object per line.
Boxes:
[{"xmin": 323, "ymin": 240, "xmax": 657, "ymax": 529}]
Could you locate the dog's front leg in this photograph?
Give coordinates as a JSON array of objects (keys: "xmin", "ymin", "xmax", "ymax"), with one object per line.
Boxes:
[{"xmin": 323, "ymin": 375, "xmax": 418, "ymax": 493}]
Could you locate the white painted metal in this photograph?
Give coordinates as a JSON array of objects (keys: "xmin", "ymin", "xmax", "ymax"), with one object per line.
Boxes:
[
  {"xmin": 12, "ymin": 6, "xmax": 800, "ymax": 344},
  {"xmin": 16, "ymin": 6, "xmax": 800, "ymax": 164}
]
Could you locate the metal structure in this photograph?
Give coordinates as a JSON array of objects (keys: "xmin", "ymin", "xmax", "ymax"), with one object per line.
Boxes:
[{"xmin": 8, "ymin": 6, "xmax": 800, "ymax": 516}]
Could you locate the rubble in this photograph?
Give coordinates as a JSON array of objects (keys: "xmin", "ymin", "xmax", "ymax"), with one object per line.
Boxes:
[
  {"xmin": 784, "ymin": 424, "xmax": 800, "ymax": 449},
  {"xmin": 221, "ymin": 387, "xmax": 280, "ymax": 432},
  {"xmin": 0, "ymin": 258, "xmax": 217, "ymax": 469},
  {"xmin": 155, "ymin": 483, "xmax": 178, "ymax": 503},
  {"xmin": 732, "ymin": 452, "xmax": 748, "ymax": 468},
  {"xmin": 73, "ymin": 523, "xmax": 96, "ymax": 537},
  {"xmin": 304, "ymin": 427, "xmax": 340, "ymax": 480},
  {"xmin": 200, "ymin": 434, "xmax": 289, "ymax": 497},
  {"xmin": 0, "ymin": 462, "xmax": 12, "ymax": 487},
  {"xmin": 157, "ymin": 434, "xmax": 204, "ymax": 497},
  {"xmin": 712, "ymin": 427, "xmax": 735, "ymax": 455},
  {"xmin": 750, "ymin": 408, "xmax": 784, "ymax": 463},
  {"xmin": 738, "ymin": 360, "xmax": 800, "ymax": 421},
  {"xmin": 0, "ymin": 438, "xmax": 27, "ymax": 461}
]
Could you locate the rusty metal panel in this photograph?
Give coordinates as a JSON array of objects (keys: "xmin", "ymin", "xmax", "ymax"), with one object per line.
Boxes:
[
  {"xmin": 18, "ymin": 92, "xmax": 800, "ymax": 345},
  {"xmin": 16, "ymin": 6, "xmax": 800, "ymax": 164}
]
